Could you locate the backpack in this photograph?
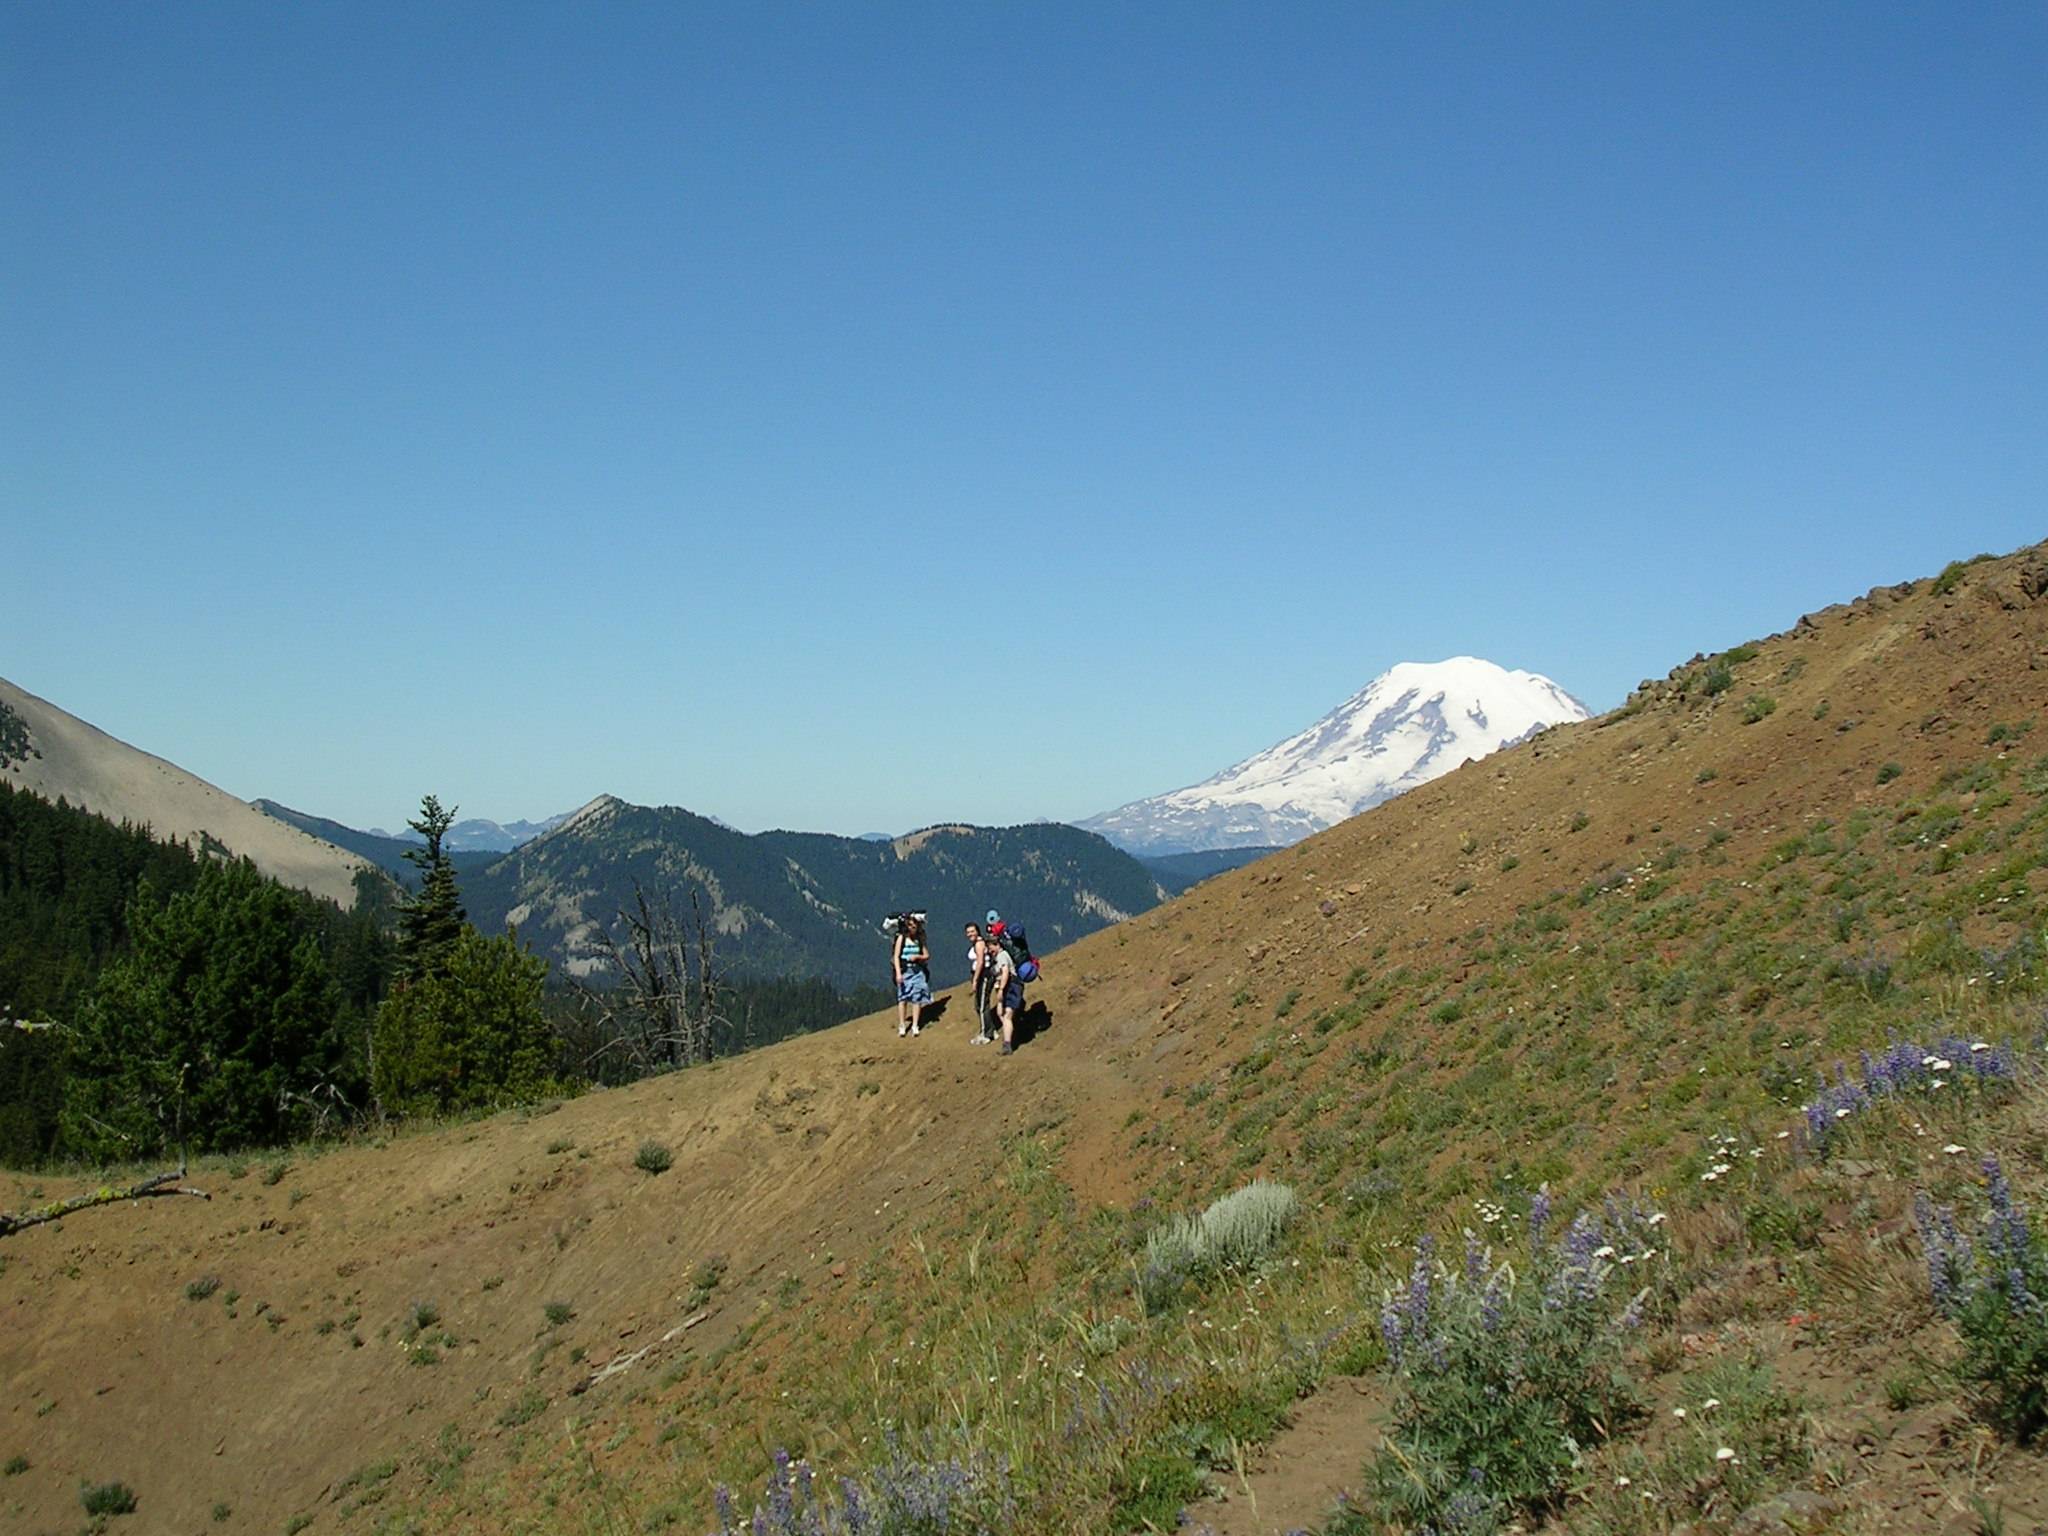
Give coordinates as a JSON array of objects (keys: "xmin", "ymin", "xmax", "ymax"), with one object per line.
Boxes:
[{"xmin": 999, "ymin": 923, "xmax": 1038, "ymax": 983}]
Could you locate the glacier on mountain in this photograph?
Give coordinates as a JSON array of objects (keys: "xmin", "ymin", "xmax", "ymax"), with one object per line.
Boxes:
[{"xmin": 1078, "ymin": 657, "xmax": 1589, "ymax": 856}]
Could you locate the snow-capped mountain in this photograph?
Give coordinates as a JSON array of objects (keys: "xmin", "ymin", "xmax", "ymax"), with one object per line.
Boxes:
[{"xmin": 1078, "ymin": 658, "xmax": 1590, "ymax": 856}]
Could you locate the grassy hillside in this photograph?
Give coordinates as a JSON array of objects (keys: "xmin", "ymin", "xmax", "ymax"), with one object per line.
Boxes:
[{"xmin": 5, "ymin": 544, "xmax": 2048, "ymax": 1535}]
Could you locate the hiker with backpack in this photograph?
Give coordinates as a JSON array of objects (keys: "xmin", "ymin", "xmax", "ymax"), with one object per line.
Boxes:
[
  {"xmin": 985, "ymin": 917, "xmax": 1038, "ymax": 1055},
  {"xmin": 965, "ymin": 921, "xmax": 997, "ymax": 1045},
  {"xmin": 890, "ymin": 912, "xmax": 932, "ymax": 1038}
]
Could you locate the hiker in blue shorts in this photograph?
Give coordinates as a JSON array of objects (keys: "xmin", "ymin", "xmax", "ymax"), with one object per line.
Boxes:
[
  {"xmin": 986, "ymin": 921, "xmax": 1023, "ymax": 1055},
  {"xmin": 893, "ymin": 913, "xmax": 932, "ymax": 1038}
]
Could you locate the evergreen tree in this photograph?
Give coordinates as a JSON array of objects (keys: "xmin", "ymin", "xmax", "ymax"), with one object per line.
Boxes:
[
  {"xmin": 62, "ymin": 859, "xmax": 352, "ymax": 1160},
  {"xmin": 371, "ymin": 928, "xmax": 553, "ymax": 1115},
  {"xmin": 397, "ymin": 794, "xmax": 466, "ymax": 979}
]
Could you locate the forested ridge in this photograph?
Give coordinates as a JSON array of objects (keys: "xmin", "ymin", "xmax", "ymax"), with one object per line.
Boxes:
[{"xmin": 0, "ymin": 784, "xmax": 886, "ymax": 1168}]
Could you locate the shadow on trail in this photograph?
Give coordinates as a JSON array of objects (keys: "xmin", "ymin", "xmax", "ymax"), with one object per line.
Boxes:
[{"xmin": 1012, "ymin": 1000, "xmax": 1054, "ymax": 1051}]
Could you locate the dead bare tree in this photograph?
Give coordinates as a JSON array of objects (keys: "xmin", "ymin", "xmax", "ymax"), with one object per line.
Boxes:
[{"xmin": 579, "ymin": 882, "xmax": 728, "ymax": 1077}]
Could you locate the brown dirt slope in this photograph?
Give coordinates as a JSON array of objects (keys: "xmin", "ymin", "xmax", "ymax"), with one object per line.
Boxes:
[{"xmin": 5, "ymin": 542, "xmax": 2048, "ymax": 1536}]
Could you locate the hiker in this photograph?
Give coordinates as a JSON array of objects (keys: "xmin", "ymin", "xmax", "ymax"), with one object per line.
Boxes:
[
  {"xmin": 985, "ymin": 920, "xmax": 1023, "ymax": 1055},
  {"xmin": 965, "ymin": 922, "xmax": 996, "ymax": 1044},
  {"xmin": 893, "ymin": 913, "xmax": 931, "ymax": 1037}
]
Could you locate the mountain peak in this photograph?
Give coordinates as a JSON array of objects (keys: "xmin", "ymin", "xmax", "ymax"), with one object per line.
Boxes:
[{"xmin": 1079, "ymin": 657, "xmax": 1589, "ymax": 856}]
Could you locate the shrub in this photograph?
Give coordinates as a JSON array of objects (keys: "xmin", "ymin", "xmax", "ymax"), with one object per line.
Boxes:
[
  {"xmin": 543, "ymin": 1300, "xmax": 574, "ymax": 1327},
  {"xmin": 1931, "ymin": 559, "xmax": 1968, "ymax": 596},
  {"xmin": 3, "ymin": 1455, "xmax": 27, "ymax": 1476},
  {"xmin": 1916, "ymin": 1157, "xmax": 2048, "ymax": 1442},
  {"xmin": 635, "ymin": 1140, "xmax": 674, "ymax": 1175},
  {"xmin": 185, "ymin": 1275, "xmax": 220, "ymax": 1302},
  {"xmin": 1742, "ymin": 694, "xmax": 1778, "ymax": 724},
  {"xmin": 1139, "ymin": 1180, "xmax": 1298, "ymax": 1313},
  {"xmin": 1341, "ymin": 1194, "xmax": 1669, "ymax": 1534},
  {"xmin": 1877, "ymin": 761, "xmax": 1903, "ymax": 784},
  {"xmin": 80, "ymin": 1480, "xmax": 138, "ymax": 1517}
]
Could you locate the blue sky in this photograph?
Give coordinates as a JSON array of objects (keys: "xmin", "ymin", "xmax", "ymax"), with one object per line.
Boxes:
[{"xmin": 6, "ymin": 3, "xmax": 2043, "ymax": 836}]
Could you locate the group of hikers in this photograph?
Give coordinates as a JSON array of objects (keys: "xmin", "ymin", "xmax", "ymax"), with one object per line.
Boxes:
[{"xmin": 887, "ymin": 910, "xmax": 1038, "ymax": 1054}]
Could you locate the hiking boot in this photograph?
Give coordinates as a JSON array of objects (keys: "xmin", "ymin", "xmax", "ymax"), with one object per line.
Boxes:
[{"xmin": 999, "ymin": 1042, "xmax": 1013, "ymax": 1056}]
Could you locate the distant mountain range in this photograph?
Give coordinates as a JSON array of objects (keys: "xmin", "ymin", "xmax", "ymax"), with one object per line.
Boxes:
[
  {"xmin": 253, "ymin": 801, "xmax": 505, "ymax": 885},
  {"xmin": 364, "ymin": 813, "xmax": 571, "ymax": 853},
  {"xmin": 1079, "ymin": 658, "xmax": 1590, "ymax": 856},
  {"xmin": 0, "ymin": 677, "xmax": 373, "ymax": 908},
  {"xmin": 457, "ymin": 796, "xmax": 1164, "ymax": 990}
]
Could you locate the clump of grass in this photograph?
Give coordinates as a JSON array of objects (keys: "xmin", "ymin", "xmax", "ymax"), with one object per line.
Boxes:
[
  {"xmin": 260, "ymin": 1162, "xmax": 290, "ymax": 1187},
  {"xmin": 686, "ymin": 1256, "xmax": 728, "ymax": 1311},
  {"xmin": 1274, "ymin": 989, "xmax": 1300, "ymax": 1018},
  {"xmin": 497, "ymin": 1390, "xmax": 549, "ymax": 1429},
  {"xmin": 634, "ymin": 1140, "xmax": 673, "ymax": 1175},
  {"xmin": 79, "ymin": 1480, "xmax": 138, "ymax": 1517},
  {"xmin": 545, "ymin": 1137, "xmax": 574, "ymax": 1155},
  {"xmin": 1742, "ymin": 694, "xmax": 1778, "ymax": 724},
  {"xmin": 1877, "ymin": 761, "xmax": 1903, "ymax": 784},
  {"xmin": 3, "ymin": 1454, "xmax": 27, "ymax": 1476},
  {"xmin": 184, "ymin": 1275, "xmax": 220, "ymax": 1302},
  {"xmin": 542, "ymin": 1300, "xmax": 574, "ymax": 1327},
  {"xmin": 1139, "ymin": 1179, "xmax": 1299, "ymax": 1314},
  {"xmin": 1568, "ymin": 810, "xmax": 1590, "ymax": 833}
]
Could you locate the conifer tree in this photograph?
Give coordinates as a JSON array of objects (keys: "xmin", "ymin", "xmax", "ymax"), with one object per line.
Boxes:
[{"xmin": 397, "ymin": 794, "xmax": 466, "ymax": 979}]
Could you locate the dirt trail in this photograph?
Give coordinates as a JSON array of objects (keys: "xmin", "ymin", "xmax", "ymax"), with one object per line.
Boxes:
[
  {"xmin": 0, "ymin": 973, "xmax": 1160, "ymax": 1536},
  {"xmin": 1182, "ymin": 1377, "xmax": 1385, "ymax": 1535}
]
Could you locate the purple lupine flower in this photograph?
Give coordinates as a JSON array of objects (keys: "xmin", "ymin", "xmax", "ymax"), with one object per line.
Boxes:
[
  {"xmin": 1408, "ymin": 1235, "xmax": 1435, "ymax": 1328},
  {"xmin": 1528, "ymin": 1188, "xmax": 1552, "ymax": 1246},
  {"xmin": 767, "ymin": 1449, "xmax": 794, "ymax": 1532},
  {"xmin": 1914, "ymin": 1191, "xmax": 1974, "ymax": 1313},
  {"xmin": 1480, "ymin": 1268, "xmax": 1509, "ymax": 1333},
  {"xmin": 715, "ymin": 1486, "xmax": 735, "ymax": 1535},
  {"xmin": 1464, "ymin": 1229, "xmax": 1487, "ymax": 1287}
]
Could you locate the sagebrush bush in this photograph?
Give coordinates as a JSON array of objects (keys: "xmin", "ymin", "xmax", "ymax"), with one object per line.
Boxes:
[
  {"xmin": 635, "ymin": 1139, "xmax": 674, "ymax": 1175},
  {"xmin": 1335, "ymin": 1193, "xmax": 1670, "ymax": 1535},
  {"xmin": 1917, "ymin": 1156, "xmax": 2048, "ymax": 1442},
  {"xmin": 1138, "ymin": 1180, "xmax": 1298, "ymax": 1314},
  {"xmin": 1198, "ymin": 1180, "xmax": 1299, "ymax": 1270}
]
